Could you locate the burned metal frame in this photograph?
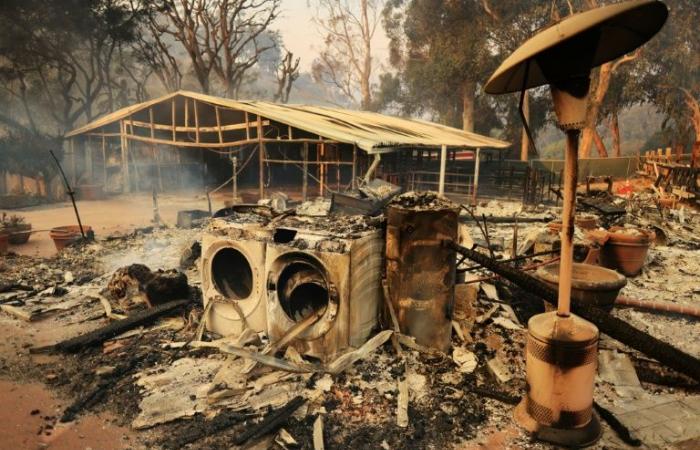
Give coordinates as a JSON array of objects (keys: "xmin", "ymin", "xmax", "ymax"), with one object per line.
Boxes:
[
  {"xmin": 64, "ymin": 92, "xmax": 508, "ymax": 201},
  {"xmin": 66, "ymin": 96, "xmax": 361, "ymax": 199}
]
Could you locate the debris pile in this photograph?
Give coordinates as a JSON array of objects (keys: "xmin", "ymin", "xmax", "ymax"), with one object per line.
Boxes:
[{"xmin": 0, "ymin": 180, "xmax": 699, "ymax": 449}]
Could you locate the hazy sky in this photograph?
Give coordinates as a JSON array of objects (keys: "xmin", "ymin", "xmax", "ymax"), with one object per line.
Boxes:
[{"xmin": 273, "ymin": 0, "xmax": 390, "ymax": 73}]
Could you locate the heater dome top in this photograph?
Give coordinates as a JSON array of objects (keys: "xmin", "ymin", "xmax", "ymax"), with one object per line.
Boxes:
[{"xmin": 484, "ymin": 0, "xmax": 668, "ymax": 95}]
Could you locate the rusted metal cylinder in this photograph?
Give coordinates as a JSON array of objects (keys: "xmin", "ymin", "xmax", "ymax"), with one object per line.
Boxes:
[
  {"xmin": 386, "ymin": 202, "xmax": 459, "ymax": 352},
  {"xmin": 514, "ymin": 312, "xmax": 601, "ymax": 446}
]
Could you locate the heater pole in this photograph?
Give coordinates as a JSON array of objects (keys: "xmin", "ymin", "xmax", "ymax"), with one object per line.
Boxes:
[{"xmin": 557, "ymin": 129, "xmax": 580, "ymax": 317}]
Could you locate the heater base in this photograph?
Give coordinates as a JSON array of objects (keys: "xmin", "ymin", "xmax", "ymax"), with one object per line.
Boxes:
[{"xmin": 514, "ymin": 399, "xmax": 601, "ymax": 448}]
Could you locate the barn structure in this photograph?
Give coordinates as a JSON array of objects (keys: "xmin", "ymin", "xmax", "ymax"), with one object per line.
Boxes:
[{"xmin": 65, "ymin": 91, "xmax": 509, "ymax": 202}]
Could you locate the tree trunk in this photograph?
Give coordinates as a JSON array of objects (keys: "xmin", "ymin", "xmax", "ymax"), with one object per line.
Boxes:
[
  {"xmin": 520, "ymin": 89, "xmax": 530, "ymax": 161},
  {"xmin": 683, "ymin": 92, "xmax": 700, "ymax": 167},
  {"xmin": 462, "ymin": 80, "xmax": 476, "ymax": 133},
  {"xmin": 360, "ymin": 0, "xmax": 372, "ymax": 110},
  {"xmin": 610, "ymin": 111, "xmax": 621, "ymax": 157},
  {"xmin": 592, "ymin": 128, "xmax": 608, "ymax": 157},
  {"xmin": 581, "ymin": 63, "xmax": 612, "ymax": 158}
]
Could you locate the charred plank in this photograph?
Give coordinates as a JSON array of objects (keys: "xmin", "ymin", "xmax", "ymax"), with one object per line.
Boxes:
[
  {"xmin": 446, "ymin": 240, "xmax": 700, "ymax": 383},
  {"xmin": 36, "ymin": 298, "xmax": 190, "ymax": 354}
]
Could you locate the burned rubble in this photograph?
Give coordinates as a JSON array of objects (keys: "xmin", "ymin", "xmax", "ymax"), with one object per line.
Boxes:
[
  {"xmin": 2, "ymin": 0, "xmax": 700, "ymax": 448},
  {"xmin": 0, "ymin": 178, "xmax": 698, "ymax": 450}
]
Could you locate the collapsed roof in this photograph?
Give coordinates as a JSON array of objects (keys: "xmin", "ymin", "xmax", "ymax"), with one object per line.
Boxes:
[{"xmin": 66, "ymin": 91, "xmax": 510, "ymax": 154}]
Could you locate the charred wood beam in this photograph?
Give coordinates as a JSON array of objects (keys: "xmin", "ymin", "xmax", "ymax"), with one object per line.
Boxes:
[
  {"xmin": 467, "ymin": 384, "xmax": 520, "ymax": 405},
  {"xmin": 445, "ymin": 240, "xmax": 700, "ymax": 383},
  {"xmin": 35, "ymin": 298, "xmax": 190, "ymax": 353},
  {"xmin": 0, "ymin": 283, "xmax": 34, "ymax": 294},
  {"xmin": 458, "ymin": 250, "xmax": 559, "ymax": 273},
  {"xmin": 633, "ymin": 360, "xmax": 700, "ymax": 391},
  {"xmin": 459, "ymin": 216, "xmax": 550, "ymax": 224},
  {"xmin": 232, "ymin": 396, "xmax": 306, "ymax": 446},
  {"xmin": 161, "ymin": 409, "xmax": 248, "ymax": 448}
]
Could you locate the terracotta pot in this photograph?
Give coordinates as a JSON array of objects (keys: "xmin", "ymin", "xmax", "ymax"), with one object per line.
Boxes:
[
  {"xmin": 535, "ymin": 262, "xmax": 627, "ymax": 312},
  {"xmin": 75, "ymin": 184, "xmax": 105, "ymax": 201},
  {"xmin": 575, "ymin": 215, "xmax": 599, "ymax": 231},
  {"xmin": 599, "ymin": 226, "xmax": 655, "ymax": 277},
  {"xmin": 50, "ymin": 225, "xmax": 92, "ymax": 251},
  {"xmin": 658, "ymin": 197, "xmax": 676, "ymax": 209},
  {"xmin": 0, "ymin": 230, "xmax": 9, "ymax": 254},
  {"xmin": 7, "ymin": 223, "xmax": 31, "ymax": 245}
]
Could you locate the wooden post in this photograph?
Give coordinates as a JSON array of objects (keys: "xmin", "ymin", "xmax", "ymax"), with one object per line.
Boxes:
[
  {"xmin": 319, "ymin": 142, "xmax": 325, "ymax": 197},
  {"xmin": 101, "ymin": 135, "xmax": 107, "ymax": 186},
  {"xmin": 257, "ymin": 115, "xmax": 265, "ymax": 199},
  {"xmin": 193, "ymin": 99, "xmax": 200, "ymax": 143},
  {"xmin": 351, "ymin": 144, "xmax": 357, "ymax": 190},
  {"xmin": 302, "ymin": 142, "xmax": 308, "ymax": 201},
  {"xmin": 232, "ymin": 153, "xmax": 238, "ymax": 202},
  {"xmin": 173, "ymin": 99, "xmax": 183, "ymax": 189},
  {"xmin": 86, "ymin": 135, "xmax": 94, "ymax": 183},
  {"xmin": 472, "ymin": 148, "xmax": 481, "ymax": 205},
  {"xmin": 336, "ymin": 145, "xmax": 341, "ymax": 191},
  {"xmin": 201, "ymin": 145, "xmax": 206, "ymax": 191},
  {"xmin": 149, "ymin": 107, "xmax": 163, "ymax": 191},
  {"xmin": 184, "ymin": 98, "xmax": 189, "ymax": 129},
  {"xmin": 171, "ymin": 98, "xmax": 177, "ymax": 142},
  {"xmin": 120, "ymin": 120, "xmax": 131, "ymax": 193},
  {"xmin": 438, "ymin": 144, "xmax": 447, "ymax": 196},
  {"xmin": 215, "ymin": 106, "xmax": 224, "ymax": 144},
  {"xmin": 128, "ymin": 115, "xmax": 140, "ymax": 190},
  {"xmin": 244, "ymin": 111, "xmax": 250, "ymax": 140}
]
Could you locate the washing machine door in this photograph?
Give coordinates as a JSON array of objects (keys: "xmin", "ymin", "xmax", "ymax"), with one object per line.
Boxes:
[
  {"xmin": 266, "ymin": 251, "xmax": 339, "ymax": 343},
  {"xmin": 202, "ymin": 238, "xmax": 267, "ymax": 335}
]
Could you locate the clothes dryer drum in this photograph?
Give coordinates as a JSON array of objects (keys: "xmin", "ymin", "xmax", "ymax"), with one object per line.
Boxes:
[{"xmin": 265, "ymin": 228, "xmax": 383, "ymax": 361}]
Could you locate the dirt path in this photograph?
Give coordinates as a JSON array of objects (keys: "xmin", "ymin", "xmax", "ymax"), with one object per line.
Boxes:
[
  {"xmin": 0, "ymin": 379, "xmax": 138, "ymax": 450},
  {"xmin": 2, "ymin": 191, "xmax": 211, "ymax": 258},
  {"xmin": 0, "ymin": 302, "xmax": 141, "ymax": 449}
]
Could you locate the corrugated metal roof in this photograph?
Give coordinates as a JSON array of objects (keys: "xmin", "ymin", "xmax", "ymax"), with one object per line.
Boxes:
[{"xmin": 66, "ymin": 90, "xmax": 510, "ymax": 153}]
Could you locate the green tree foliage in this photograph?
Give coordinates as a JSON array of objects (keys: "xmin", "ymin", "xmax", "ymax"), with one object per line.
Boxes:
[
  {"xmin": 0, "ymin": 0, "xmax": 148, "ymax": 134},
  {"xmin": 380, "ymin": 0, "xmax": 556, "ymax": 155},
  {"xmin": 380, "ymin": 0, "xmax": 699, "ymax": 160},
  {"xmin": 638, "ymin": 0, "xmax": 699, "ymax": 146}
]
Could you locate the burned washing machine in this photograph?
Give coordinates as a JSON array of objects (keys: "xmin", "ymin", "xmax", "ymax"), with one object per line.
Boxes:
[
  {"xmin": 201, "ymin": 212, "xmax": 271, "ymax": 337},
  {"xmin": 265, "ymin": 219, "xmax": 384, "ymax": 361}
]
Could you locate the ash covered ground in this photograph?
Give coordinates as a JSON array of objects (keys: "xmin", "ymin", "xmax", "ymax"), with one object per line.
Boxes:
[{"xmin": 0, "ymin": 192, "xmax": 699, "ymax": 449}]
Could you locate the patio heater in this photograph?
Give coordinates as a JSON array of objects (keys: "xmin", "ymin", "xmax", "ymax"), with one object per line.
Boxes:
[{"xmin": 484, "ymin": 0, "xmax": 667, "ymax": 446}]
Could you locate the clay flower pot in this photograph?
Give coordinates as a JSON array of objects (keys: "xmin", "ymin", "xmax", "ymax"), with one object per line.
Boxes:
[
  {"xmin": 50, "ymin": 225, "xmax": 92, "ymax": 251},
  {"xmin": 599, "ymin": 226, "xmax": 655, "ymax": 277},
  {"xmin": 658, "ymin": 196, "xmax": 676, "ymax": 209},
  {"xmin": 7, "ymin": 223, "xmax": 32, "ymax": 245},
  {"xmin": 535, "ymin": 262, "xmax": 627, "ymax": 311}
]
